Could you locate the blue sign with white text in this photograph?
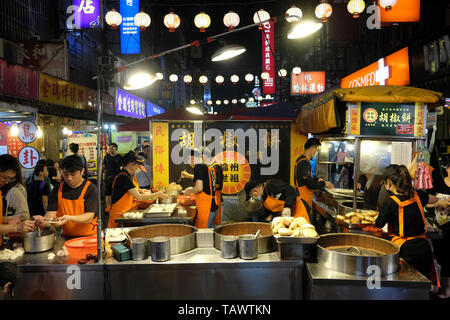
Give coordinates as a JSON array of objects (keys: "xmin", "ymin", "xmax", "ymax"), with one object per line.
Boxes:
[
  {"xmin": 115, "ymin": 88, "xmax": 146, "ymax": 119},
  {"xmin": 120, "ymin": 0, "xmax": 140, "ymax": 54},
  {"xmin": 146, "ymin": 101, "xmax": 165, "ymax": 117}
]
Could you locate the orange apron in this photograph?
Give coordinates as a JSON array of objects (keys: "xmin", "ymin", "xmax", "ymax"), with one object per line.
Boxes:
[
  {"xmin": 194, "ymin": 165, "xmax": 218, "ymax": 229},
  {"xmin": 212, "ymin": 163, "xmax": 222, "ymax": 226},
  {"xmin": 57, "ymin": 181, "xmax": 97, "ymax": 237},
  {"xmin": 293, "ymin": 157, "xmax": 312, "ymax": 223},
  {"xmin": 107, "ymin": 172, "xmax": 139, "ymax": 228},
  {"xmin": 263, "ymin": 195, "xmax": 285, "ymax": 213},
  {"xmin": 0, "ymin": 189, "xmax": 3, "ymax": 246},
  {"xmin": 390, "ymin": 192, "xmax": 440, "ymax": 287}
]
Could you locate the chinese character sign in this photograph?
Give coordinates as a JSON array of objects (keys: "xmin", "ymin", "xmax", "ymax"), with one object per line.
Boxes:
[
  {"xmin": 115, "ymin": 88, "xmax": 146, "ymax": 119},
  {"xmin": 18, "ymin": 121, "xmax": 37, "ymax": 143},
  {"xmin": 73, "ymin": 0, "xmax": 101, "ymax": 29},
  {"xmin": 18, "ymin": 146, "xmax": 40, "ymax": 169},
  {"xmin": 262, "ymin": 21, "xmax": 275, "ymax": 95},
  {"xmin": 152, "ymin": 122, "xmax": 169, "ymax": 189},
  {"xmin": 291, "ymin": 71, "xmax": 326, "ymax": 95},
  {"xmin": 146, "ymin": 100, "xmax": 165, "ymax": 117},
  {"xmin": 67, "ymin": 134, "xmax": 98, "ymax": 178},
  {"xmin": 39, "ymin": 73, "xmax": 86, "ymax": 109},
  {"xmin": 120, "ymin": 0, "xmax": 140, "ymax": 54}
]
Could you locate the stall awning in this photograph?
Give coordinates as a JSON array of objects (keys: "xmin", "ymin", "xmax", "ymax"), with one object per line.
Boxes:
[{"xmin": 296, "ymin": 86, "xmax": 443, "ymax": 134}]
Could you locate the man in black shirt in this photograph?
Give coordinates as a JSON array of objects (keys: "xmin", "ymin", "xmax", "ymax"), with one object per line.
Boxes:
[
  {"xmin": 69, "ymin": 143, "xmax": 88, "ymax": 179},
  {"xmin": 102, "ymin": 143, "xmax": 122, "ymax": 207},
  {"xmin": 27, "ymin": 163, "xmax": 50, "ymax": 217}
]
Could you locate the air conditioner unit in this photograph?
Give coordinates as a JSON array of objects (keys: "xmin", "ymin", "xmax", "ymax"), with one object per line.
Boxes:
[{"xmin": 2, "ymin": 39, "xmax": 24, "ymax": 65}]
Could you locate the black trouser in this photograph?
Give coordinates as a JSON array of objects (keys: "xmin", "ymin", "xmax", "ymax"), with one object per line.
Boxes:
[{"xmin": 400, "ymin": 238, "xmax": 433, "ymax": 280}]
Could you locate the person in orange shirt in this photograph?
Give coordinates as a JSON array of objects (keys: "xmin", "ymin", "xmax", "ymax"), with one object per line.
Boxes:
[
  {"xmin": 0, "ymin": 155, "xmax": 34, "ymax": 245},
  {"xmin": 34, "ymin": 155, "xmax": 98, "ymax": 237}
]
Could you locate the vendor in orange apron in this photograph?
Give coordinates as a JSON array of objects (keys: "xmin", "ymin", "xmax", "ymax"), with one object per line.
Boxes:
[
  {"xmin": 107, "ymin": 151, "xmax": 168, "ymax": 228},
  {"xmin": 261, "ymin": 179, "xmax": 297, "ymax": 222},
  {"xmin": 34, "ymin": 155, "xmax": 98, "ymax": 237},
  {"xmin": 376, "ymin": 164, "xmax": 447, "ymax": 287},
  {"xmin": 211, "ymin": 162, "xmax": 224, "ymax": 226},
  {"xmin": 293, "ymin": 138, "xmax": 334, "ymax": 222},
  {"xmin": 184, "ymin": 149, "xmax": 218, "ymax": 228}
]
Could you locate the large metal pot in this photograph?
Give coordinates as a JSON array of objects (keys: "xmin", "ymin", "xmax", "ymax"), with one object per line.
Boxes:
[
  {"xmin": 160, "ymin": 196, "xmax": 177, "ymax": 204},
  {"xmin": 317, "ymin": 233, "xmax": 400, "ymax": 276},
  {"xmin": 214, "ymin": 222, "xmax": 276, "ymax": 254},
  {"xmin": 128, "ymin": 224, "xmax": 196, "ymax": 255},
  {"xmin": 23, "ymin": 228, "xmax": 55, "ymax": 253}
]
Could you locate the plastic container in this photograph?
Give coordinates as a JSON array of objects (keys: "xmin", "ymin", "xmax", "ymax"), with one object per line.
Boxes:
[
  {"xmin": 64, "ymin": 236, "xmax": 98, "ymax": 259},
  {"xmin": 177, "ymin": 195, "xmax": 196, "ymax": 206}
]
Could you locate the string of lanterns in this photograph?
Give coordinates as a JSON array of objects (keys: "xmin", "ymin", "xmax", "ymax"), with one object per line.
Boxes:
[
  {"xmin": 189, "ymin": 94, "xmax": 274, "ymax": 107},
  {"xmin": 105, "ymin": 2, "xmax": 399, "ymax": 31}
]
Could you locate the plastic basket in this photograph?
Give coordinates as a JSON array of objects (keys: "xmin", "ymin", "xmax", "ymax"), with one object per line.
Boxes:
[{"xmin": 64, "ymin": 236, "xmax": 98, "ymax": 259}]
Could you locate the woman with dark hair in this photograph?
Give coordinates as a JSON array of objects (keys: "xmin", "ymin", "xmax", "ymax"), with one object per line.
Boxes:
[
  {"xmin": 27, "ymin": 163, "xmax": 50, "ymax": 217},
  {"xmin": 376, "ymin": 164, "xmax": 449, "ymax": 286},
  {"xmin": 1, "ymin": 163, "xmax": 29, "ymax": 220},
  {"xmin": 107, "ymin": 151, "xmax": 168, "ymax": 227}
]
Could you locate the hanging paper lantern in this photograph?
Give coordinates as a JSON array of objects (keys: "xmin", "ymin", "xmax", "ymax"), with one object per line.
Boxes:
[
  {"xmin": 258, "ymin": 96, "xmax": 263, "ymax": 101},
  {"xmin": 240, "ymin": 98, "xmax": 246, "ymax": 103},
  {"xmin": 199, "ymin": 75, "xmax": 208, "ymax": 85},
  {"xmin": 223, "ymin": 100, "xmax": 229, "ymax": 105},
  {"xmin": 232, "ymin": 99, "xmax": 237, "ymax": 104},
  {"xmin": 292, "ymin": 67, "xmax": 301, "ymax": 75},
  {"xmin": 207, "ymin": 100, "xmax": 213, "ymax": 105},
  {"xmin": 155, "ymin": 72, "xmax": 163, "ymax": 80},
  {"xmin": 230, "ymin": 75, "xmax": 239, "ymax": 84},
  {"xmin": 215, "ymin": 75, "xmax": 224, "ymax": 85},
  {"xmin": 105, "ymin": 9, "xmax": 122, "ymax": 30},
  {"xmin": 253, "ymin": 9, "xmax": 270, "ymax": 29},
  {"xmin": 216, "ymin": 100, "xmax": 222, "ymax": 105},
  {"xmin": 169, "ymin": 74, "xmax": 178, "ymax": 82},
  {"xmin": 347, "ymin": 0, "xmax": 365, "ymax": 18},
  {"xmin": 315, "ymin": 1, "xmax": 333, "ymax": 23},
  {"xmin": 245, "ymin": 74, "xmax": 254, "ymax": 83},
  {"xmin": 223, "ymin": 11, "xmax": 240, "ymax": 31},
  {"xmin": 164, "ymin": 12, "xmax": 181, "ymax": 32},
  {"xmin": 261, "ymin": 72, "xmax": 270, "ymax": 80},
  {"xmin": 379, "ymin": 0, "xmax": 398, "ymax": 11},
  {"xmin": 285, "ymin": 6, "xmax": 302, "ymax": 23},
  {"xmin": 194, "ymin": 12, "xmax": 211, "ymax": 32},
  {"xmin": 278, "ymin": 69, "xmax": 287, "ymax": 77},
  {"xmin": 134, "ymin": 10, "xmax": 151, "ymax": 31},
  {"xmin": 183, "ymin": 75, "xmax": 192, "ymax": 84}
]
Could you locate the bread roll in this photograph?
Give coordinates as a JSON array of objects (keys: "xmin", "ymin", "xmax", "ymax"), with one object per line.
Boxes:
[
  {"xmin": 356, "ymin": 213, "xmax": 365, "ymax": 220},
  {"xmin": 282, "ymin": 217, "xmax": 293, "ymax": 227},
  {"xmin": 300, "ymin": 223, "xmax": 315, "ymax": 230},
  {"xmin": 301, "ymin": 228, "xmax": 318, "ymax": 238},
  {"xmin": 279, "ymin": 228, "xmax": 294, "ymax": 236},
  {"xmin": 364, "ymin": 216, "xmax": 376, "ymax": 223},
  {"xmin": 368, "ymin": 210, "xmax": 378, "ymax": 217},
  {"xmin": 350, "ymin": 216, "xmax": 361, "ymax": 224},
  {"xmin": 362, "ymin": 220, "xmax": 372, "ymax": 224},
  {"xmin": 272, "ymin": 222, "xmax": 284, "ymax": 234},
  {"xmin": 291, "ymin": 229, "xmax": 301, "ymax": 237},
  {"xmin": 336, "ymin": 215, "xmax": 345, "ymax": 221},
  {"xmin": 344, "ymin": 219, "xmax": 351, "ymax": 223},
  {"xmin": 295, "ymin": 217, "xmax": 308, "ymax": 226},
  {"xmin": 289, "ymin": 220, "xmax": 298, "ymax": 230},
  {"xmin": 272, "ymin": 217, "xmax": 282, "ymax": 226},
  {"xmin": 345, "ymin": 212, "xmax": 356, "ymax": 219}
]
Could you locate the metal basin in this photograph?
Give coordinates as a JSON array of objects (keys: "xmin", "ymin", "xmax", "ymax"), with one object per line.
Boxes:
[
  {"xmin": 128, "ymin": 224, "xmax": 196, "ymax": 255},
  {"xmin": 214, "ymin": 222, "xmax": 276, "ymax": 254},
  {"xmin": 317, "ymin": 233, "xmax": 400, "ymax": 276},
  {"xmin": 338, "ymin": 201, "xmax": 367, "ymax": 215},
  {"xmin": 23, "ymin": 228, "xmax": 55, "ymax": 253}
]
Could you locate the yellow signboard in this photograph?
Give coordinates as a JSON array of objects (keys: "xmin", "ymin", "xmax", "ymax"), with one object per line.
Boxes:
[
  {"xmin": 153, "ymin": 122, "xmax": 169, "ymax": 188},
  {"xmin": 290, "ymin": 123, "xmax": 308, "ymax": 186},
  {"xmin": 39, "ymin": 73, "xmax": 86, "ymax": 110}
]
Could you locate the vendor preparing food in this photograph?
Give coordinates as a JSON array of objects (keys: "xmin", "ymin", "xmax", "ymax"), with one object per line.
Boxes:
[
  {"xmin": 34, "ymin": 155, "xmax": 98, "ymax": 237},
  {"xmin": 376, "ymin": 164, "xmax": 450, "ymax": 287},
  {"xmin": 294, "ymin": 138, "xmax": 334, "ymax": 222},
  {"xmin": 0, "ymin": 155, "xmax": 35, "ymax": 245},
  {"xmin": 107, "ymin": 151, "xmax": 168, "ymax": 228}
]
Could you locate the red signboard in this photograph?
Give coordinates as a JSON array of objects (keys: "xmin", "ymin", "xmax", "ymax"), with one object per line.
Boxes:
[
  {"xmin": 262, "ymin": 21, "xmax": 275, "ymax": 95},
  {"xmin": 0, "ymin": 58, "xmax": 39, "ymax": 100},
  {"xmin": 291, "ymin": 72, "xmax": 326, "ymax": 95}
]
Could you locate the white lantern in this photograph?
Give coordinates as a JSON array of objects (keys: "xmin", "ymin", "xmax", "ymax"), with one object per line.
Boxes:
[
  {"xmin": 194, "ymin": 12, "xmax": 211, "ymax": 32},
  {"xmin": 207, "ymin": 100, "xmax": 213, "ymax": 105},
  {"xmin": 199, "ymin": 75, "xmax": 208, "ymax": 85},
  {"xmin": 258, "ymin": 96, "xmax": 263, "ymax": 101},
  {"xmin": 347, "ymin": 0, "xmax": 365, "ymax": 18},
  {"xmin": 164, "ymin": 12, "xmax": 180, "ymax": 32},
  {"xmin": 285, "ymin": 6, "xmax": 302, "ymax": 23},
  {"xmin": 105, "ymin": 9, "xmax": 122, "ymax": 30},
  {"xmin": 230, "ymin": 74, "xmax": 239, "ymax": 84},
  {"xmin": 240, "ymin": 98, "xmax": 246, "ymax": 104},
  {"xmin": 169, "ymin": 74, "xmax": 178, "ymax": 82},
  {"xmin": 155, "ymin": 72, "xmax": 163, "ymax": 80},
  {"xmin": 223, "ymin": 11, "xmax": 240, "ymax": 31},
  {"xmin": 183, "ymin": 75, "xmax": 192, "ymax": 84},
  {"xmin": 379, "ymin": 0, "xmax": 398, "ymax": 10},
  {"xmin": 223, "ymin": 100, "xmax": 229, "ymax": 105},
  {"xmin": 249, "ymin": 97, "xmax": 254, "ymax": 102},
  {"xmin": 134, "ymin": 11, "xmax": 151, "ymax": 31},
  {"xmin": 253, "ymin": 9, "xmax": 270, "ymax": 28},
  {"xmin": 190, "ymin": 99, "xmax": 196, "ymax": 105},
  {"xmin": 216, "ymin": 100, "xmax": 222, "ymax": 105},
  {"xmin": 278, "ymin": 69, "xmax": 287, "ymax": 77},
  {"xmin": 292, "ymin": 67, "xmax": 301, "ymax": 75},
  {"xmin": 245, "ymin": 73, "xmax": 254, "ymax": 83},
  {"xmin": 265, "ymin": 95, "xmax": 272, "ymax": 99},
  {"xmin": 215, "ymin": 75, "xmax": 224, "ymax": 85},
  {"xmin": 315, "ymin": 1, "xmax": 333, "ymax": 23},
  {"xmin": 232, "ymin": 99, "xmax": 237, "ymax": 104},
  {"xmin": 261, "ymin": 72, "xmax": 270, "ymax": 80}
]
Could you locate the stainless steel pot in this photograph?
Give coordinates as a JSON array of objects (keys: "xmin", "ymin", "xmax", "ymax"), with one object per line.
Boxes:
[
  {"xmin": 23, "ymin": 228, "xmax": 55, "ymax": 253},
  {"xmin": 221, "ymin": 236, "xmax": 238, "ymax": 259},
  {"xmin": 214, "ymin": 222, "xmax": 276, "ymax": 254},
  {"xmin": 130, "ymin": 238, "xmax": 149, "ymax": 261},
  {"xmin": 150, "ymin": 236, "xmax": 171, "ymax": 262},
  {"xmin": 160, "ymin": 196, "xmax": 177, "ymax": 204},
  {"xmin": 317, "ymin": 233, "xmax": 400, "ymax": 276},
  {"xmin": 238, "ymin": 234, "xmax": 258, "ymax": 260},
  {"xmin": 128, "ymin": 224, "xmax": 196, "ymax": 255}
]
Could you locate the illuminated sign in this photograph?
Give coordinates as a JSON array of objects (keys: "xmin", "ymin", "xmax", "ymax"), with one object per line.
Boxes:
[
  {"xmin": 341, "ymin": 47, "xmax": 410, "ymax": 88},
  {"xmin": 146, "ymin": 101, "xmax": 165, "ymax": 117},
  {"xmin": 379, "ymin": 0, "xmax": 420, "ymax": 23},
  {"xmin": 262, "ymin": 21, "xmax": 275, "ymax": 95},
  {"xmin": 120, "ymin": 0, "xmax": 140, "ymax": 54},
  {"xmin": 115, "ymin": 88, "xmax": 146, "ymax": 119},
  {"xmin": 291, "ymin": 72, "xmax": 325, "ymax": 95},
  {"xmin": 72, "ymin": 0, "xmax": 101, "ymax": 29}
]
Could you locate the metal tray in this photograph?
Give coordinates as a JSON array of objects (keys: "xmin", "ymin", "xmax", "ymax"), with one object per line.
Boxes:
[
  {"xmin": 274, "ymin": 235, "xmax": 319, "ymax": 244},
  {"xmin": 144, "ymin": 211, "xmax": 173, "ymax": 218},
  {"xmin": 335, "ymin": 218, "xmax": 374, "ymax": 229}
]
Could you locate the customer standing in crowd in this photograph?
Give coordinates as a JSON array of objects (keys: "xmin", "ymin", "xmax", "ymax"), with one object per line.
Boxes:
[
  {"xmin": 46, "ymin": 159, "xmax": 61, "ymax": 190},
  {"xmin": 376, "ymin": 164, "xmax": 450, "ymax": 287},
  {"xmin": 1, "ymin": 164, "xmax": 29, "ymax": 219},
  {"xmin": 27, "ymin": 163, "xmax": 50, "ymax": 217},
  {"xmin": 0, "ymin": 155, "xmax": 35, "ymax": 246},
  {"xmin": 135, "ymin": 151, "xmax": 151, "ymax": 190},
  {"xmin": 69, "ymin": 143, "xmax": 88, "ymax": 178},
  {"xmin": 102, "ymin": 143, "xmax": 122, "ymax": 207}
]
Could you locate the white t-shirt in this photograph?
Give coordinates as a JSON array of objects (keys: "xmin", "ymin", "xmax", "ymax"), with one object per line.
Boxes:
[{"xmin": 5, "ymin": 184, "xmax": 30, "ymax": 219}]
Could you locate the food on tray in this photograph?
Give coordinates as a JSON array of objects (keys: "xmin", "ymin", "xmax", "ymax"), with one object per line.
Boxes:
[
  {"xmin": 350, "ymin": 216, "xmax": 360, "ymax": 224},
  {"xmin": 336, "ymin": 215, "xmax": 346, "ymax": 221},
  {"xmin": 339, "ymin": 210, "xmax": 379, "ymax": 225},
  {"xmin": 272, "ymin": 217, "xmax": 318, "ymax": 238},
  {"xmin": 345, "ymin": 212, "xmax": 356, "ymax": 219},
  {"xmin": 166, "ymin": 182, "xmax": 182, "ymax": 192}
]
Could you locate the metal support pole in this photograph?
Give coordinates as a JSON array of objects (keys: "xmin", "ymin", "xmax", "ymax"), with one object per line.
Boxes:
[
  {"xmin": 96, "ymin": 73, "xmax": 103, "ymax": 263},
  {"xmin": 352, "ymin": 138, "xmax": 361, "ymax": 213}
]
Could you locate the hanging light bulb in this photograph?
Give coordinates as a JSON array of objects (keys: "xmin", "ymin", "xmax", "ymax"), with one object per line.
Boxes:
[
  {"xmin": 253, "ymin": 9, "xmax": 270, "ymax": 29},
  {"xmin": 232, "ymin": 99, "xmax": 237, "ymax": 104},
  {"xmin": 62, "ymin": 127, "xmax": 69, "ymax": 135},
  {"xmin": 261, "ymin": 72, "xmax": 270, "ymax": 80},
  {"xmin": 169, "ymin": 74, "xmax": 178, "ymax": 83},
  {"xmin": 199, "ymin": 75, "xmax": 208, "ymax": 85},
  {"xmin": 155, "ymin": 72, "xmax": 163, "ymax": 80},
  {"xmin": 278, "ymin": 69, "xmax": 287, "ymax": 77},
  {"xmin": 105, "ymin": 9, "xmax": 122, "ymax": 30},
  {"xmin": 223, "ymin": 11, "xmax": 240, "ymax": 31},
  {"xmin": 194, "ymin": 12, "xmax": 211, "ymax": 32},
  {"xmin": 164, "ymin": 12, "xmax": 180, "ymax": 32},
  {"xmin": 207, "ymin": 100, "xmax": 213, "ymax": 106},
  {"xmin": 223, "ymin": 100, "xmax": 229, "ymax": 105},
  {"xmin": 258, "ymin": 96, "xmax": 263, "ymax": 101},
  {"xmin": 285, "ymin": 6, "xmax": 302, "ymax": 23},
  {"xmin": 292, "ymin": 67, "xmax": 302, "ymax": 75},
  {"xmin": 10, "ymin": 123, "xmax": 19, "ymax": 136},
  {"xmin": 287, "ymin": 20, "xmax": 323, "ymax": 39},
  {"xmin": 134, "ymin": 10, "xmax": 151, "ymax": 31},
  {"xmin": 183, "ymin": 75, "xmax": 192, "ymax": 84},
  {"xmin": 216, "ymin": 100, "xmax": 222, "ymax": 105},
  {"xmin": 190, "ymin": 99, "xmax": 196, "ymax": 105},
  {"xmin": 315, "ymin": 1, "xmax": 333, "ymax": 23},
  {"xmin": 215, "ymin": 75, "xmax": 224, "ymax": 85},
  {"xmin": 240, "ymin": 98, "xmax": 246, "ymax": 104},
  {"xmin": 249, "ymin": 97, "xmax": 255, "ymax": 102},
  {"xmin": 36, "ymin": 126, "xmax": 43, "ymax": 138},
  {"xmin": 347, "ymin": 0, "xmax": 365, "ymax": 18},
  {"xmin": 245, "ymin": 73, "xmax": 254, "ymax": 83},
  {"xmin": 230, "ymin": 75, "xmax": 239, "ymax": 84},
  {"xmin": 379, "ymin": 0, "xmax": 398, "ymax": 11}
]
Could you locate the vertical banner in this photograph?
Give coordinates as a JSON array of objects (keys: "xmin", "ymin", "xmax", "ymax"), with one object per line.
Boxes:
[
  {"xmin": 72, "ymin": 0, "xmax": 101, "ymax": 29},
  {"xmin": 262, "ymin": 21, "xmax": 275, "ymax": 95},
  {"xmin": 290, "ymin": 123, "xmax": 307, "ymax": 186},
  {"xmin": 414, "ymin": 102, "xmax": 425, "ymax": 137},
  {"xmin": 120, "ymin": 0, "xmax": 140, "ymax": 54},
  {"xmin": 349, "ymin": 103, "xmax": 361, "ymax": 136},
  {"xmin": 67, "ymin": 134, "xmax": 98, "ymax": 178},
  {"xmin": 152, "ymin": 122, "xmax": 169, "ymax": 189}
]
